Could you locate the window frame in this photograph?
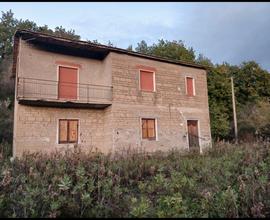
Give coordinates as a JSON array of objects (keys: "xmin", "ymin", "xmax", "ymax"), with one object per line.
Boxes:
[
  {"xmin": 139, "ymin": 69, "xmax": 156, "ymax": 92},
  {"xmin": 141, "ymin": 118, "xmax": 158, "ymax": 141},
  {"xmin": 185, "ymin": 76, "xmax": 196, "ymax": 96},
  {"xmin": 58, "ymin": 119, "xmax": 79, "ymax": 144}
]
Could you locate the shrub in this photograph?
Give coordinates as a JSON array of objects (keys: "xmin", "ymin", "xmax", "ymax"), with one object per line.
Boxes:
[{"xmin": 0, "ymin": 142, "xmax": 270, "ymax": 217}]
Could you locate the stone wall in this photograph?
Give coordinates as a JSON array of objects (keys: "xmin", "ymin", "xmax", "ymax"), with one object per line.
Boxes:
[
  {"xmin": 109, "ymin": 53, "xmax": 212, "ymax": 154},
  {"xmin": 13, "ymin": 39, "xmax": 212, "ymax": 157},
  {"xmin": 13, "ymin": 103, "xmax": 108, "ymax": 157}
]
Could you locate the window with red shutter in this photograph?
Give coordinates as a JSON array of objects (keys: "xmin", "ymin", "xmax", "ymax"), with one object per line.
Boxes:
[
  {"xmin": 186, "ymin": 77, "xmax": 195, "ymax": 96},
  {"xmin": 140, "ymin": 70, "xmax": 154, "ymax": 92}
]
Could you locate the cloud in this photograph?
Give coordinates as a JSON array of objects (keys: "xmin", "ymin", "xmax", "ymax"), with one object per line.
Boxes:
[
  {"xmin": 2, "ymin": 2, "xmax": 270, "ymax": 70},
  {"xmin": 169, "ymin": 3, "xmax": 270, "ymax": 70},
  {"xmin": 70, "ymin": 3, "xmax": 180, "ymax": 47}
]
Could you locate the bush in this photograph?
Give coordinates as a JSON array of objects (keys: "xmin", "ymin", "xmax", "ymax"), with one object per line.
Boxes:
[
  {"xmin": 0, "ymin": 142, "xmax": 270, "ymax": 217},
  {"xmin": 0, "ymin": 141, "xmax": 12, "ymax": 159}
]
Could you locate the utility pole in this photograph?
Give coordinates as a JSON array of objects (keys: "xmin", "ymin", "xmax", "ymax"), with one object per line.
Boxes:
[{"xmin": 231, "ymin": 77, "xmax": 238, "ymax": 143}]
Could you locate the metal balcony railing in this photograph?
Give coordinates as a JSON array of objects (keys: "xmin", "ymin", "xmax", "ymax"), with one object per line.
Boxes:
[{"xmin": 17, "ymin": 77, "xmax": 112, "ymax": 104}]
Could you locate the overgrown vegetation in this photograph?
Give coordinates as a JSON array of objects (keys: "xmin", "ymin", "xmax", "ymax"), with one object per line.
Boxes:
[{"xmin": 0, "ymin": 142, "xmax": 269, "ymax": 217}]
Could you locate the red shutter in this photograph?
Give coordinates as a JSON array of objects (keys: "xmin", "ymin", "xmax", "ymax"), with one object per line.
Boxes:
[
  {"xmin": 58, "ymin": 66, "xmax": 78, "ymax": 99},
  {"xmin": 140, "ymin": 70, "xmax": 154, "ymax": 91},
  {"xmin": 186, "ymin": 77, "xmax": 194, "ymax": 96}
]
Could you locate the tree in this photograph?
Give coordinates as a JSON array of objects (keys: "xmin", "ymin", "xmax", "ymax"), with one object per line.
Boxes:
[
  {"xmin": 238, "ymin": 100, "xmax": 270, "ymax": 142},
  {"xmin": 135, "ymin": 40, "xmax": 149, "ymax": 54},
  {"xmin": 126, "ymin": 45, "xmax": 133, "ymax": 51},
  {"xmin": 207, "ymin": 66, "xmax": 232, "ymax": 140},
  {"xmin": 136, "ymin": 39, "xmax": 196, "ymax": 62},
  {"xmin": 0, "ymin": 10, "xmax": 17, "ymax": 59},
  {"xmin": 196, "ymin": 53, "xmax": 214, "ymax": 67}
]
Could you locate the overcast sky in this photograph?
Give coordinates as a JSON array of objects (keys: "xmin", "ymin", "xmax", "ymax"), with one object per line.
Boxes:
[{"xmin": 1, "ymin": 2, "xmax": 270, "ymax": 71}]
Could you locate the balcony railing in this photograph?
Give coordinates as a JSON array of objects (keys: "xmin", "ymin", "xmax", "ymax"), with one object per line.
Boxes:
[{"xmin": 17, "ymin": 77, "xmax": 112, "ymax": 106}]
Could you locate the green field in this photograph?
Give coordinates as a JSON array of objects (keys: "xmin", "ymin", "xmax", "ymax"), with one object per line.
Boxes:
[{"xmin": 0, "ymin": 142, "xmax": 270, "ymax": 218}]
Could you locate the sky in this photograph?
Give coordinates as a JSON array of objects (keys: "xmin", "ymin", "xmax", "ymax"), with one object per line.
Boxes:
[{"xmin": 1, "ymin": 2, "xmax": 270, "ymax": 71}]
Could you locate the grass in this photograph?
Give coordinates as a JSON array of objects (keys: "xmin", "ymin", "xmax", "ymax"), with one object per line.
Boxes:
[{"xmin": 0, "ymin": 142, "xmax": 270, "ymax": 217}]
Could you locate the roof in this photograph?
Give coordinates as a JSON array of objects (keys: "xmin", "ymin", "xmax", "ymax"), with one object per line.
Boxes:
[{"xmin": 12, "ymin": 29, "xmax": 208, "ymax": 76}]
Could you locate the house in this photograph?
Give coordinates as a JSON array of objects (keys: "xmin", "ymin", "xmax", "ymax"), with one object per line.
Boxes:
[{"xmin": 12, "ymin": 29, "xmax": 212, "ymax": 157}]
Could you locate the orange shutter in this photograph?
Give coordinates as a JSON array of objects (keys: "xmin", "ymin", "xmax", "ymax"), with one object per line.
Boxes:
[
  {"xmin": 147, "ymin": 119, "xmax": 156, "ymax": 138},
  {"xmin": 140, "ymin": 70, "xmax": 154, "ymax": 91},
  {"xmin": 69, "ymin": 120, "xmax": 78, "ymax": 143},
  {"xmin": 58, "ymin": 66, "xmax": 78, "ymax": 99},
  {"xmin": 142, "ymin": 119, "xmax": 148, "ymax": 138},
  {"xmin": 59, "ymin": 120, "xmax": 68, "ymax": 143},
  {"xmin": 142, "ymin": 118, "xmax": 156, "ymax": 139},
  {"xmin": 186, "ymin": 77, "xmax": 194, "ymax": 96}
]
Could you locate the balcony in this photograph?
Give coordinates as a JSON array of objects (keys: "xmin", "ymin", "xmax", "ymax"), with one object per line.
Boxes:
[{"xmin": 17, "ymin": 77, "xmax": 112, "ymax": 109}]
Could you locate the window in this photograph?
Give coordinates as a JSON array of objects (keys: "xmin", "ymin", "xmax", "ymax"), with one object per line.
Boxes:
[
  {"xmin": 140, "ymin": 70, "xmax": 155, "ymax": 92},
  {"xmin": 59, "ymin": 119, "xmax": 78, "ymax": 144},
  {"xmin": 58, "ymin": 66, "xmax": 78, "ymax": 100},
  {"xmin": 142, "ymin": 118, "xmax": 156, "ymax": 140},
  {"xmin": 186, "ymin": 77, "xmax": 195, "ymax": 96}
]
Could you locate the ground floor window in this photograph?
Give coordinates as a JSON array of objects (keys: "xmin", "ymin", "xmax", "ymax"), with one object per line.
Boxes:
[
  {"xmin": 59, "ymin": 119, "xmax": 79, "ymax": 144},
  {"xmin": 142, "ymin": 118, "xmax": 156, "ymax": 140}
]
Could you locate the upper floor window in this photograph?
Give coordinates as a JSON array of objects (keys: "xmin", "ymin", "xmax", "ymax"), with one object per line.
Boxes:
[
  {"xmin": 59, "ymin": 119, "xmax": 79, "ymax": 144},
  {"xmin": 186, "ymin": 76, "xmax": 195, "ymax": 96},
  {"xmin": 58, "ymin": 66, "xmax": 78, "ymax": 100},
  {"xmin": 142, "ymin": 118, "xmax": 156, "ymax": 140},
  {"xmin": 140, "ymin": 70, "xmax": 155, "ymax": 92}
]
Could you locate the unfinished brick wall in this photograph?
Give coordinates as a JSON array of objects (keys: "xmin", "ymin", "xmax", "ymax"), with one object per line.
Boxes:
[
  {"xmin": 13, "ymin": 39, "xmax": 211, "ymax": 157},
  {"xmin": 13, "ymin": 103, "xmax": 108, "ymax": 156},
  {"xmin": 109, "ymin": 53, "xmax": 212, "ymax": 154},
  {"xmin": 13, "ymin": 40, "xmax": 113, "ymax": 157}
]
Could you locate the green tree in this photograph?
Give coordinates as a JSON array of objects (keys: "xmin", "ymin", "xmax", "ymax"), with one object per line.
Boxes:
[
  {"xmin": 207, "ymin": 65, "xmax": 232, "ymax": 140},
  {"xmin": 135, "ymin": 40, "xmax": 149, "ymax": 54},
  {"xmin": 196, "ymin": 53, "xmax": 214, "ymax": 67},
  {"xmin": 136, "ymin": 39, "xmax": 196, "ymax": 62},
  {"xmin": 233, "ymin": 61, "xmax": 270, "ymax": 106}
]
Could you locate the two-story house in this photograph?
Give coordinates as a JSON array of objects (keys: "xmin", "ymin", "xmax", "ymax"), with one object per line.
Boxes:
[{"xmin": 12, "ymin": 30, "xmax": 212, "ymax": 157}]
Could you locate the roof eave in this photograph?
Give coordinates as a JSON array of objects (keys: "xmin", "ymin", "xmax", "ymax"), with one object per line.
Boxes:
[{"xmin": 13, "ymin": 29, "xmax": 209, "ymax": 74}]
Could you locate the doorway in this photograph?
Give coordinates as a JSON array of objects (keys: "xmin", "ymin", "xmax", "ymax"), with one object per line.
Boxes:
[
  {"xmin": 187, "ymin": 120, "xmax": 200, "ymax": 152},
  {"xmin": 58, "ymin": 66, "xmax": 78, "ymax": 100}
]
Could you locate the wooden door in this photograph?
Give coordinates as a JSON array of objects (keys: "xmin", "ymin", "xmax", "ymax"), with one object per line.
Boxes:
[
  {"xmin": 187, "ymin": 120, "xmax": 199, "ymax": 152},
  {"xmin": 58, "ymin": 66, "xmax": 78, "ymax": 100}
]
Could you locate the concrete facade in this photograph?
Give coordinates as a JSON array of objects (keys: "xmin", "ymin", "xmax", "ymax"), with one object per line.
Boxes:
[{"xmin": 13, "ymin": 37, "xmax": 212, "ymax": 157}]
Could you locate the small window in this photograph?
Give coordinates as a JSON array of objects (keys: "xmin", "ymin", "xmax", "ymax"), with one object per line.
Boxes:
[
  {"xmin": 140, "ymin": 70, "xmax": 155, "ymax": 92},
  {"xmin": 142, "ymin": 118, "xmax": 156, "ymax": 140},
  {"xmin": 186, "ymin": 77, "xmax": 195, "ymax": 96},
  {"xmin": 59, "ymin": 119, "xmax": 78, "ymax": 144}
]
